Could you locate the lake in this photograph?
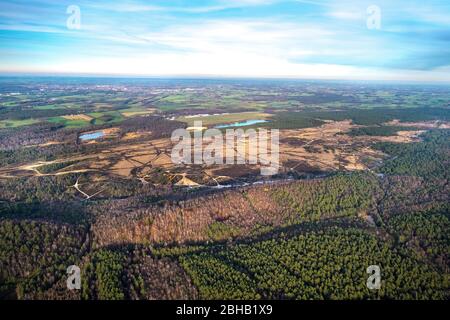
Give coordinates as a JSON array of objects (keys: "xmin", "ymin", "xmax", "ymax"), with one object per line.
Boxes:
[
  {"xmin": 79, "ymin": 131, "xmax": 104, "ymax": 141},
  {"xmin": 215, "ymin": 119, "xmax": 268, "ymax": 129}
]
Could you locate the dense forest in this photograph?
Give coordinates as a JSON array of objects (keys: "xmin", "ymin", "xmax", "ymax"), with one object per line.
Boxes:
[
  {"xmin": 0, "ymin": 81, "xmax": 449, "ymax": 300},
  {"xmin": 1, "ymin": 128, "xmax": 449, "ymax": 299},
  {"xmin": 262, "ymin": 107, "xmax": 450, "ymax": 129},
  {"xmin": 0, "ymin": 220, "xmax": 88, "ymax": 299},
  {"xmin": 374, "ymin": 129, "xmax": 450, "ymax": 180},
  {"xmin": 177, "ymin": 227, "xmax": 447, "ymax": 299}
]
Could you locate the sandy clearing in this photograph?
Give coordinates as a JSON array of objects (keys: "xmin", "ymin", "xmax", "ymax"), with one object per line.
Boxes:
[{"xmin": 385, "ymin": 119, "xmax": 450, "ymax": 129}]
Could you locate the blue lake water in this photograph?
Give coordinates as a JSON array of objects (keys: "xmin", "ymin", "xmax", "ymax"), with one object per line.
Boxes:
[
  {"xmin": 79, "ymin": 131, "xmax": 104, "ymax": 141},
  {"xmin": 215, "ymin": 119, "xmax": 268, "ymax": 129}
]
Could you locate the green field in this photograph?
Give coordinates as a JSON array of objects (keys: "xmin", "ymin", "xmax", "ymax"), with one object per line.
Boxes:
[
  {"xmin": 0, "ymin": 118, "xmax": 40, "ymax": 128},
  {"xmin": 46, "ymin": 117, "xmax": 91, "ymax": 128}
]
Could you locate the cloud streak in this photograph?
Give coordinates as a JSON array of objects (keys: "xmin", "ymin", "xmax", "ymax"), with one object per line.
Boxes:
[{"xmin": 0, "ymin": 0, "xmax": 449, "ymax": 81}]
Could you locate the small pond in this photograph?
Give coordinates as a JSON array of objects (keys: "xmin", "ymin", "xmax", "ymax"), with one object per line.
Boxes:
[{"xmin": 79, "ymin": 131, "xmax": 104, "ymax": 141}]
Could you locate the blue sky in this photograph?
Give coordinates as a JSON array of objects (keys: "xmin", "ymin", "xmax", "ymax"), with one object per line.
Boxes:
[{"xmin": 1, "ymin": 0, "xmax": 450, "ymax": 81}]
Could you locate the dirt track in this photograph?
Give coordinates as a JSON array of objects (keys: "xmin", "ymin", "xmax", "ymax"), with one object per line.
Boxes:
[{"xmin": 0, "ymin": 120, "xmax": 435, "ymax": 188}]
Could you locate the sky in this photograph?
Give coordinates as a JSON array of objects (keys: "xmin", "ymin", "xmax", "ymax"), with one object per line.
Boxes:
[{"xmin": 0, "ymin": 0, "xmax": 450, "ymax": 81}]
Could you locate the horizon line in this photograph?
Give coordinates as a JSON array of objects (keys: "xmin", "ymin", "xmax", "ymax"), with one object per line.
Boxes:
[{"xmin": 1, "ymin": 72, "xmax": 450, "ymax": 85}]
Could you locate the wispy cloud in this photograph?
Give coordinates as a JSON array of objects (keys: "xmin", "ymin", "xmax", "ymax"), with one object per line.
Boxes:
[
  {"xmin": 88, "ymin": 0, "xmax": 278, "ymax": 13},
  {"xmin": 0, "ymin": 0, "xmax": 449, "ymax": 81}
]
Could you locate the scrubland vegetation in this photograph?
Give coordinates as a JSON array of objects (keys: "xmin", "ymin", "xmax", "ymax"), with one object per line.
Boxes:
[{"xmin": 0, "ymin": 79, "xmax": 449, "ymax": 300}]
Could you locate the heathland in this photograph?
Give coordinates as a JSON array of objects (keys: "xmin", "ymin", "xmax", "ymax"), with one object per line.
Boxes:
[{"xmin": 0, "ymin": 78, "xmax": 449, "ymax": 300}]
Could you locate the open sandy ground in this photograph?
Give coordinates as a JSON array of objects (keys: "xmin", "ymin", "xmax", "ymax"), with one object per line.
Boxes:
[{"xmin": 1, "ymin": 120, "xmax": 440, "ymax": 188}]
